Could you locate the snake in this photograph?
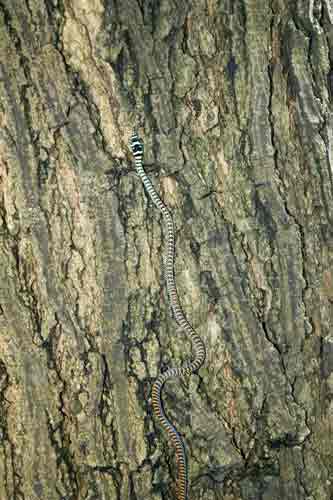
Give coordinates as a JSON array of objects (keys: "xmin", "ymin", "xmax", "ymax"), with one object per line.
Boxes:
[{"xmin": 129, "ymin": 131, "xmax": 206, "ymax": 500}]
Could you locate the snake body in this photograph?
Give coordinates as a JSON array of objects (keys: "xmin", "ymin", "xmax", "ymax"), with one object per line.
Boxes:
[{"xmin": 130, "ymin": 131, "xmax": 205, "ymax": 500}]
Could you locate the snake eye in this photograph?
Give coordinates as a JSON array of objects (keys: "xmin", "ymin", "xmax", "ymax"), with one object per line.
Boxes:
[{"xmin": 132, "ymin": 143, "xmax": 143, "ymax": 153}]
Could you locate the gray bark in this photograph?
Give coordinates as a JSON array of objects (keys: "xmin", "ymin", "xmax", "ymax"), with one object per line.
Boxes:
[{"xmin": 0, "ymin": 0, "xmax": 332, "ymax": 499}]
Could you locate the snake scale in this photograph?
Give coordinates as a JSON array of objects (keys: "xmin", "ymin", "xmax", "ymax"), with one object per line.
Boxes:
[{"xmin": 130, "ymin": 131, "xmax": 206, "ymax": 500}]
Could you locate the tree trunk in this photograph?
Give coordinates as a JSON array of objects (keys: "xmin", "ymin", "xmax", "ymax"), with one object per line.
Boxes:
[{"xmin": 0, "ymin": 1, "xmax": 332, "ymax": 499}]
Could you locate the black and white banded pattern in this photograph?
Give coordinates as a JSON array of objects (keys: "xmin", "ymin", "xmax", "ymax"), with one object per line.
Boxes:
[{"xmin": 129, "ymin": 131, "xmax": 206, "ymax": 500}]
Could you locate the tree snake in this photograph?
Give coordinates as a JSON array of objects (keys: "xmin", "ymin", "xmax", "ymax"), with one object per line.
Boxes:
[{"xmin": 129, "ymin": 131, "xmax": 206, "ymax": 500}]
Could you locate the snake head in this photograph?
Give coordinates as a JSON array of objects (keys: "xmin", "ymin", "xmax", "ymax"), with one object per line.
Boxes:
[{"xmin": 129, "ymin": 131, "xmax": 144, "ymax": 158}]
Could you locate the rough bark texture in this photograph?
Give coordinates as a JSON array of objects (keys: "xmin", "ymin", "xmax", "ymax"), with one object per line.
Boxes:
[{"xmin": 0, "ymin": 1, "xmax": 333, "ymax": 499}]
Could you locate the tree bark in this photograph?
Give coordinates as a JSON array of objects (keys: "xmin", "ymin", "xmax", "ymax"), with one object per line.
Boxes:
[{"xmin": 0, "ymin": 1, "xmax": 333, "ymax": 499}]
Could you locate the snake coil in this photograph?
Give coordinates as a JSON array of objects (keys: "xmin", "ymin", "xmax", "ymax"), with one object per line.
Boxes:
[{"xmin": 129, "ymin": 131, "xmax": 205, "ymax": 500}]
